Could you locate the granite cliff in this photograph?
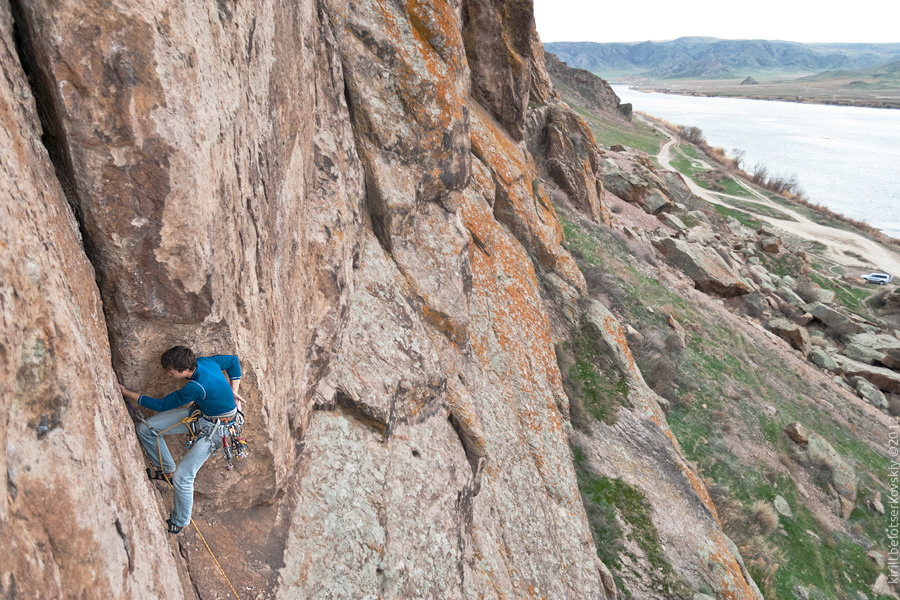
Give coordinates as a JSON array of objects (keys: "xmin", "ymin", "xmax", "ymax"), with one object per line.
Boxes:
[{"xmin": 1, "ymin": 0, "xmax": 762, "ymax": 598}]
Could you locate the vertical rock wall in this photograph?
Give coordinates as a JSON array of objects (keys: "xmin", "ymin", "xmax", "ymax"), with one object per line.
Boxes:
[
  {"xmin": 1, "ymin": 0, "xmax": 763, "ymax": 598},
  {"xmin": 1, "ymin": 3, "xmax": 190, "ymax": 596}
]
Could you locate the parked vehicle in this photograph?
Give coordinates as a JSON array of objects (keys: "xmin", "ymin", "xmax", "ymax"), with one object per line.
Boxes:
[{"xmin": 861, "ymin": 272, "xmax": 893, "ymax": 285}]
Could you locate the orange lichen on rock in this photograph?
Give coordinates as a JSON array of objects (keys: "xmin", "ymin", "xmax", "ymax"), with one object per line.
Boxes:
[
  {"xmin": 700, "ymin": 530, "xmax": 764, "ymax": 600},
  {"xmin": 469, "ymin": 101, "xmax": 586, "ymax": 295},
  {"xmin": 461, "ymin": 180, "xmax": 584, "ymax": 510}
]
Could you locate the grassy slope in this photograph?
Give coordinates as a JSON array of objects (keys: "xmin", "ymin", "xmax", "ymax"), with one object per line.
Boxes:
[{"xmin": 560, "ymin": 102, "xmax": 894, "ymax": 599}]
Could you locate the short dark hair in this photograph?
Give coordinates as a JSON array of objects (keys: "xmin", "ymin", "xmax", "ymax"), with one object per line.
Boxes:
[{"xmin": 160, "ymin": 346, "xmax": 197, "ymax": 372}]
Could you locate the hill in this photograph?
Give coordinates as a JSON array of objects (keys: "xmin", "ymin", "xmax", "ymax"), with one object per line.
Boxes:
[
  {"xmin": 546, "ymin": 37, "xmax": 900, "ymax": 79},
  {"xmin": 800, "ymin": 59, "xmax": 900, "ymax": 85}
]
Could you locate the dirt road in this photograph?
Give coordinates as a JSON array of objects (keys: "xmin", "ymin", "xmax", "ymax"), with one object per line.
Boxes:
[{"xmin": 652, "ymin": 124, "xmax": 900, "ymax": 275}]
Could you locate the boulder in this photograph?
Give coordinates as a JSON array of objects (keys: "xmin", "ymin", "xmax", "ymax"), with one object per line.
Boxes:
[
  {"xmin": 598, "ymin": 161, "xmax": 673, "ymax": 215},
  {"xmin": 644, "ymin": 189, "xmax": 674, "ymax": 214},
  {"xmin": 688, "ymin": 209, "xmax": 711, "ymax": 224},
  {"xmin": 817, "ymin": 288, "xmax": 837, "ymax": 304},
  {"xmin": 653, "ymin": 237, "xmax": 751, "ymax": 297},
  {"xmin": 659, "ymin": 212, "xmax": 688, "ymax": 232},
  {"xmin": 747, "ymin": 264, "xmax": 777, "ymax": 292},
  {"xmin": 760, "ymin": 236, "xmax": 781, "ymax": 253},
  {"xmin": 802, "ymin": 302, "xmax": 865, "ymax": 334},
  {"xmin": 834, "ymin": 356, "xmax": 900, "ymax": 394},
  {"xmin": 741, "ymin": 77, "xmax": 760, "ymax": 85},
  {"xmin": 867, "ymin": 551, "xmax": 886, "ymax": 568},
  {"xmin": 845, "ymin": 332, "xmax": 900, "ymax": 369},
  {"xmin": 742, "ymin": 292, "xmax": 769, "ymax": 315},
  {"xmin": 798, "ymin": 434, "xmax": 858, "ymax": 519},
  {"xmin": 785, "ymin": 422, "xmax": 809, "ymax": 445},
  {"xmin": 725, "ymin": 216, "xmax": 757, "ymax": 239},
  {"xmin": 872, "ymin": 574, "xmax": 892, "ymax": 597},
  {"xmin": 808, "ymin": 349, "xmax": 841, "ymax": 373},
  {"xmin": 843, "ymin": 343, "xmax": 887, "ymax": 365},
  {"xmin": 777, "ymin": 285, "xmax": 806, "ymax": 307},
  {"xmin": 774, "ymin": 495, "xmax": 793, "ymax": 518},
  {"xmin": 849, "ymin": 376, "xmax": 888, "ymax": 409},
  {"xmin": 768, "ymin": 318, "xmax": 812, "ymax": 354},
  {"xmin": 659, "ymin": 170, "xmax": 694, "ymax": 204}
]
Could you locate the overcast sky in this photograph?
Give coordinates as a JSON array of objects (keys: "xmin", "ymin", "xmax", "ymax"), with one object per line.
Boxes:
[{"xmin": 534, "ymin": 0, "xmax": 900, "ymax": 44}]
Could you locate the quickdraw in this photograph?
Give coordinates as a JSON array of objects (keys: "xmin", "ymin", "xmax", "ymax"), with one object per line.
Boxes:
[{"xmin": 219, "ymin": 411, "xmax": 249, "ymax": 471}]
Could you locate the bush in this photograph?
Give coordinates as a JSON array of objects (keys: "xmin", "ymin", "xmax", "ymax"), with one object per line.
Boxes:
[
  {"xmin": 796, "ymin": 279, "xmax": 830, "ymax": 303},
  {"xmin": 632, "ymin": 330, "xmax": 677, "ymax": 396},
  {"xmin": 888, "ymin": 397, "xmax": 900, "ymax": 417},
  {"xmin": 751, "ymin": 501, "xmax": 780, "ymax": 534}
]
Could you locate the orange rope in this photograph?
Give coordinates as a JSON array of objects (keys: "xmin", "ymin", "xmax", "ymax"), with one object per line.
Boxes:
[{"xmin": 152, "ymin": 415, "xmax": 242, "ymax": 600}]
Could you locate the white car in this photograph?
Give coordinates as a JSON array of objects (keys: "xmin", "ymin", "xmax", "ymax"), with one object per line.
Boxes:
[{"xmin": 861, "ymin": 272, "xmax": 892, "ymax": 285}]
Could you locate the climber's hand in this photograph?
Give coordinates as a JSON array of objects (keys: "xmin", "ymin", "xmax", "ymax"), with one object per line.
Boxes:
[{"xmin": 234, "ymin": 391, "xmax": 246, "ymax": 412}]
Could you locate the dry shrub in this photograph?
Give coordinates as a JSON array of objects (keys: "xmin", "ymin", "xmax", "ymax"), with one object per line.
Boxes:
[
  {"xmin": 551, "ymin": 188, "xmax": 570, "ymax": 207},
  {"xmin": 632, "ymin": 330, "xmax": 676, "ymax": 397},
  {"xmin": 665, "ymin": 331, "xmax": 685, "ymax": 355},
  {"xmin": 751, "ymin": 501, "xmax": 779, "ymax": 534},
  {"xmin": 582, "ymin": 264, "xmax": 627, "ymax": 314},
  {"xmin": 808, "ymin": 447, "xmax": 838, "ymax": 484},
  {"xmin": 777, "ymin": 299, "xmax": 801, "ymax": 319},
  {"xmin": 796, "ymin": 279, "xmax": 829, "ymax": 304},
  {"xmin": 809, "ymin": 333, "xmax": 829, "ymax": 349},
  {"xmin": 888, "ymin": 397, "xmax": 900, "ymax": 417},
  {"xmin": 608, "ymin": 226, "xmax": 659, "ymax": 267},
  {"xmin": 712, "ymin": 410, "xmax": 733, "ymax": 434},
  {"xmin": 569, "ymin": 392, "xmax": 593, "ymax": 432}
]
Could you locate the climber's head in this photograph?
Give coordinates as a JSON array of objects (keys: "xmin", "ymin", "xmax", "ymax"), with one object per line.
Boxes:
[{"xmin": 160, "ymin": 345, "xmax": 197, "ymax": 378}]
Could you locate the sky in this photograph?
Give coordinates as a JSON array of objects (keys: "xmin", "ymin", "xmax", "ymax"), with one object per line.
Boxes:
[{"xmin": 533, "ymin": 0, "xmax": 900, "ymax": 44}]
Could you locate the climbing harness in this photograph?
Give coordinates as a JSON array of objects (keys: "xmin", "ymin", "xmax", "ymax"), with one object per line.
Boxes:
[{"xmin": 212, "ymin": 410, "xmax": 249, "ymax": 470}]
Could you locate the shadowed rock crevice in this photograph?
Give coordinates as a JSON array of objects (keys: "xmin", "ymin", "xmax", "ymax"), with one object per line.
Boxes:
[{"xmin": 9, "ymin": 0, "xmax": 90, "ymax": 256}]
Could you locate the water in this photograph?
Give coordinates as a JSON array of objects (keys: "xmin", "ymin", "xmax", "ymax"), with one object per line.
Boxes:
[{"xmin": 611, "ymin": 85, "xmax": 900, "ymax": 238}]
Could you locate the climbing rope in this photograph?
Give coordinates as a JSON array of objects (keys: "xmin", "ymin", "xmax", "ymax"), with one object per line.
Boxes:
[{"xmin": 148, "ymin": 411, "xmax": 243, "ymax": 600}]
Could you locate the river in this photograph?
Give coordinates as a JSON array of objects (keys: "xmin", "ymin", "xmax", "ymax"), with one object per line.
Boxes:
[{"xmin": 611, "ymin": 85, "xmax": 900, "ymax": 238}]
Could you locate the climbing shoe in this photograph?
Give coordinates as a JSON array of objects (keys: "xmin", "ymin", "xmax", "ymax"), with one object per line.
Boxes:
[
  {"xmin": 166, "ymin": 518, "xmax": 183, "ymax": 534},
  {"xmin": 147, "ymin": 468, "xmax": 174, "ymax": 483}
]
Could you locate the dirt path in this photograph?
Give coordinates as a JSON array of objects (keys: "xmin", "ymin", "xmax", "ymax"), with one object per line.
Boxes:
[{"xmin": 648, "ymin": 119, "xmax": 900, "ymax": 275}]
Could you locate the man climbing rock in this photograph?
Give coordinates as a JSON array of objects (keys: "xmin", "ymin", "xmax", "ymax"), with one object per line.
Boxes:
[{"xmin": 118, "ymin": 346, "xmax": 245, "ymax": 534}]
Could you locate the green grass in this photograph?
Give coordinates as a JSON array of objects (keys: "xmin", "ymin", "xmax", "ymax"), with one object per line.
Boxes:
[
  {"xmin": 558, "ymin": 323, "xmax": 631, "ymax": 426},
  {"xmin": 718, "ymin": 196, "xmax": 796, "ymax": 221},
  {"xmin": 573, "ymin": 447, "xmax": 691, "ymax": 600},
  {"xmin": 555, "ymin": 202, "xmax": 891, "ymax": 599},
  {"xmin": 809, "ymin": 273, "xmax": 873, "ymax": 317},
  {"xmin": 567, "ymin": 101, "xmax": 666, "ymax": 155},
  {"xmin": 669, "ymin": 145, "xmax": 703, "ymax": 176},
  {"xmin": 712, "ymin": 203, "xmax": 765, "ymax": 230}
]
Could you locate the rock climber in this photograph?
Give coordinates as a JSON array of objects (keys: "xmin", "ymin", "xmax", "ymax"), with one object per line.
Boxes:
[{"xmin": 118, "ymin": 345, "xmax": 245, "ymax": 534}]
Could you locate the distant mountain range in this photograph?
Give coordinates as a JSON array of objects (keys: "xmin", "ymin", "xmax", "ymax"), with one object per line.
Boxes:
[{"xmin": 545, "ymin": 37, "xmax": 900, "ymax": 79}]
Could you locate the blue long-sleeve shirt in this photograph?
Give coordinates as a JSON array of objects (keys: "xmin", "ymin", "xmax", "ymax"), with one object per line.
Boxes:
[{"xmin": 139, "ymin": 355, "xmax": 241, "ymax": 416}]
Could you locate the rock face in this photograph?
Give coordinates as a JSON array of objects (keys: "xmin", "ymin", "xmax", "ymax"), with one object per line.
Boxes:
[
  {"xmin": 2, "ymin": 0, "xmax": 761, "ymax": 598},
  {"xmin": 545, "ymin": 52, "xmax": 631, "ymax": 120}
]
